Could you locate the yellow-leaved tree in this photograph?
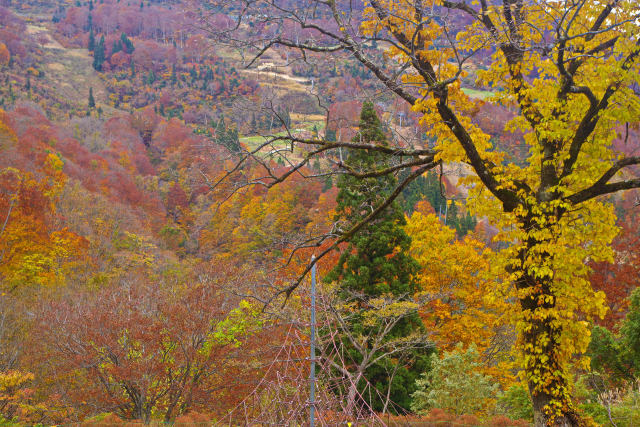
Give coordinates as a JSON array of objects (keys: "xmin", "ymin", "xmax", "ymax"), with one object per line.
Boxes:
[
  {"xmin": 405, "ymin": 208, "xmax": 513, "ymax": 386},
  {"xmin": 198, "ymin": 0, "xmax": 640, "ymax": 424},
  {"xmin": 0, "ymin": 152, "xmax": 87, "ymax": 292}
]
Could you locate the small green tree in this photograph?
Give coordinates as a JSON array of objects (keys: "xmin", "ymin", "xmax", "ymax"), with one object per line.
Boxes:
[
  {"xmin": 112, "ymin": 40, "xmax": 122, "ymax": 54},
  {"xmin": 88, "ymin": 27, "xmax": 95, "ymax": 51},
  {"xmin": 88, "ymin": 87, "xmax": 96, "ymax": 109},
  {"xmin": 497, "ymin": 384, "xmax": 535, "ymax": 422},
  {"xmin": 588, "ymin": 287, "xmax": 640, "ymax": 384},
  {"xmin": 324, "ymin": 101, "xmax": 430, "ymax": 412},
  {"xmin": 120, "ymin": 32, "xmax": 135, "ymax": 54},
  {"xmin": 92, "ymin": 35, "xmax": 105, "ymax": 71},
  {"xmin": 411, "ymin": 344, "xmax": 499, "ymax": 416},
  {"xmin": 620, "ymin": 288, "xmax": 640, "ymax": 375}
]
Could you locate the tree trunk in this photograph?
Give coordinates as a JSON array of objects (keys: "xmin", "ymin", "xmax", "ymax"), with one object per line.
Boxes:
[
  {"xmin": 530, "ymin": 389, "xmax": 584, "ymax": 427},
  {"xmin": 512, "ymin": 213, "xmax": 585, "ymax": 427},
  {"xmin": 515, "ymin": 234, "xmax": 586, "ymax": 427}
]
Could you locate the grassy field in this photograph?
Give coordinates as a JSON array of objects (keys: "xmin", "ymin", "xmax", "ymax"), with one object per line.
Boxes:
[
  {"xmin": 461, "ymin": 87, "xmax": 494, "ymax": 100},
  {"xmin": 25, "ymin": 20, "xmax": 122, "ymax": 117},
  {"xmin": 239, "ymin": 115, "xmax": 327, "ymax": 164}
]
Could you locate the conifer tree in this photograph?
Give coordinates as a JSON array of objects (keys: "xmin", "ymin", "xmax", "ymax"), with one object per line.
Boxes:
[
  {"xmin": 324, "ymin": 101, "xmax": 431, "ymax": 412},
  {"xmin": 214, "ymin": 115, "xmax": 240, "ymax": 153},
  {"xmin": 170, "ymin": 64, "xmax": 177, "ymax": 85},
  {"xmin": 92, "ymin": 35, "xmax": 105, "ymax": 71},
  {"xmin": 88, "ymin": 27, "xmax": 95, "ymax": 52},
  {"xmin": 112, "ymin": 40, "xmax": 122, "ymax": 54},
  {"xmin": 88, "ymin": 87, "xmax": 95, "ymax": 109},
  {"xmin": 120, "ymin": 32, "xmax": 134, "ymax": 54}
]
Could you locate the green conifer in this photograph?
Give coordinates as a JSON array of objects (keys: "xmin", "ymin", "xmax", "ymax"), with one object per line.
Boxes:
[
  {"xmin": 88, "ymin": 87, "xmax": 96, "ymax": 109},
  {"xmin": 112, "ymin": 40, "xmax": 122, "ymax": 54},
  {"xmin": 120, "ymin": 32, "xmax": 134, "ymax": 53},
  {"xmin": 171, "ymin": 63, "xmax": 177, "ymax": 85},
  {"xmin": 92, "ymin": 35, "xmax": 105, "ymax": 71},
  {"xmin": 324, "ymin": 101, "xmax": 431, "ymax": 412},
  {"xmin": 88, "ymin": 27, "xmax": 95, "ymax": 51}
]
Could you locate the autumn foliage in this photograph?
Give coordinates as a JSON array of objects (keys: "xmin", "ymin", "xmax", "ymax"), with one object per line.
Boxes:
[{"xmin": 0, "ymin": 0, "xmax": 638, "ymax": 425}]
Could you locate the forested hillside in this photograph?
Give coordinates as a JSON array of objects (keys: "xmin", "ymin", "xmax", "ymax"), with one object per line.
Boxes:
[{"xmin": 1, "ymin": 0, "xmax": 639, "ymax": 426}]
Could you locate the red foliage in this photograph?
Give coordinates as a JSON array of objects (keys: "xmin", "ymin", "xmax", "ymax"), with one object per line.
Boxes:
[
  {"xmin": 109, "ymin": 51, "xmax": 131, "ymax": 70},
  {"xmin": 166, "ymin": 182, "xmax": 189, "ymax": 218},
  {"xmin": 327, "ymin": 100, "xmax": 363, "ymax": 133},
  {"xmin": 590, "ymin": 211, "xmax": 640, "ymax": 329},
  {"xmin": 35, "ymin": 276, "xmax": 260, "ymax": 423}
]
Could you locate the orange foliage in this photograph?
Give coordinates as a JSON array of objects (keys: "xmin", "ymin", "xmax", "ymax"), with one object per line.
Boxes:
[
  {"xmin": 0, "ymin": 154, "xmax": 87, "ymax": 291},
  {"xmin": 406, "ymin": 212, "xmax": 514, "ymax": 385},
  {"xmin": 0, "ymin": 42, "xmax": 9, "ymax": 66}
]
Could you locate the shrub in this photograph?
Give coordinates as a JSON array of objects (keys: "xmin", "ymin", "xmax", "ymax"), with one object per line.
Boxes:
[
  {"xmin": 411, "ymin": 344, "xmax": 499, "ymax": 416},
  {"xmin": 497, "ymin": 384, "xmax": 533, "ymax": 422},
  {"xmin": 610, "ymin": 388, "xmax": 640, "ymax": 427}
]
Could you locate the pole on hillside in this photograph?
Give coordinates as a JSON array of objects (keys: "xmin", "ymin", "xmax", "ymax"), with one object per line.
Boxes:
[{"xmin": 310, "ymin": 256, "xmax": 317, "ymax": 427}]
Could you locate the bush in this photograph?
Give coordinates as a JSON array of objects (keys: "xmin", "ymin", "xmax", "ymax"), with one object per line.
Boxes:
[
  {"xmin": 411, "ymin": 344, "xmax": 499, "ymax": 416},
  {"xmin": 610, "ymin": 388, "xmax": 640, "ymax": 427},
  {"xmin": 497, "ymin": 384, "xmax": 534, "ymax": 423}
]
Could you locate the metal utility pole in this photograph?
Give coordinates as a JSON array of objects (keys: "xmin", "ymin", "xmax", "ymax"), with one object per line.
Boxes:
[{"xmin": 310, "ymin": 256, "xmax": 317, "ymax": 427}]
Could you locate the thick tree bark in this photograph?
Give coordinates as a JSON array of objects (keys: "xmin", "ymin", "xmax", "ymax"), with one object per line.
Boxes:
[
  {"xmin": 530, "ymin": 390, "xmax": 584, "ymax": 427},
  {"xmin": 515, "ymin": 221, "xmax": 586, "ymax": 427}
]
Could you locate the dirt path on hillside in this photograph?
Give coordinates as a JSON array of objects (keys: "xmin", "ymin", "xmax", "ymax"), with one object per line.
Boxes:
[{"xmin": 238, "ymin": 59, "xmax": 313, "ymax": 94}]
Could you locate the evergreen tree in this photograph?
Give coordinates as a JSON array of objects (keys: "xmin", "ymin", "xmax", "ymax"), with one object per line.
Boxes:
[
  {"xmin": 400, "ymin": 171, "xmax": 477, "ymax": 237},
  {"xmin": 88, "ymin": 27, "xmax": 95, "ymax": 51},
  {"xmin": 325, "ymin": 127, "xmax": 337, "ymax": 142},
  {"xmin": 170, "ymin": 63, "xmax": 177, "ymax": 85},
  {"xmin": 92, "ymin": 35, "xmax": 105, "ymax": 71},
  {"xmin": 88, "ymin": 87, "xmax": 95, "ymax": 109},
  {"xmin": 214, "ymin": 116, "xmax": 240, "ymax": 153},
  {"xmin": 120, "ymin": 32, "xmax": 134, "ymax": 53},
  {"xmin": 112, "ymin": 40, "xmax": 122, "ymax": 54},
  {"xmin": 400, "ymin": 170, "xmax": 446, "ymax": 214},
  {"xmin": 324, "ymin": 101, "xmax": 431, "ymax": 412},
  {"xmin": 250, "ymin": 113, "xmax": 257, "ymax": 132},
  {"xmin": 146, "ymin": 70, "xmax": 156, "ymax": 85}
]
